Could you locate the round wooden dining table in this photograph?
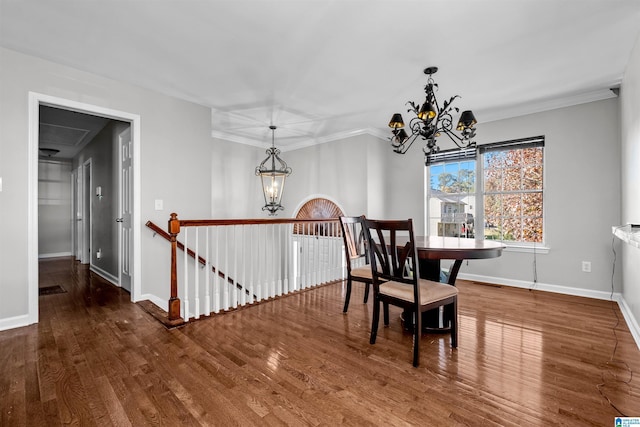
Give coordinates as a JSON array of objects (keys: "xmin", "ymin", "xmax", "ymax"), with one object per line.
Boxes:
[{"xmin": 396, "ymin": 236, "xmax": 505, "ymax": 331}]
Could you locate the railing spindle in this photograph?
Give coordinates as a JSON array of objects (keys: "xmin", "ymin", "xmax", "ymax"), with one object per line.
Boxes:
[
  {"xmin": 194, "ymin": 227, "xmax": 200, "ymax": 319},
  {"xmin": 232, "ymin": 225, "xmax": 238, "ymax": 309},
  {"xmin": 205, "ymin": 226, "xmax": 211, "ymax": 316},
  {"xmin": 183, "ymin": 227, "xmax": 189, "ymax": 320},
  {"xmin": 214, "ymin": 226, "xmax": 220, "ymax": 313}
]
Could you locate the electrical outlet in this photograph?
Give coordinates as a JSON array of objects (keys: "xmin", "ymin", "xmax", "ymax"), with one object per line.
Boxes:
[
  {"xmin": 155, "ymin": 199, "xmax": 164, "ymax": 210},
  {"xmin": 582, "ymin": 261, "xmax": 591, "ymax": 273}
]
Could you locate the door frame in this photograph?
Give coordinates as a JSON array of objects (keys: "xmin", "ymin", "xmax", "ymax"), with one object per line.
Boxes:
[
  {"xmin": 28, "ymin": 92, "xmax": 142, "ymax": 323},
  {"xmin": 81, "ymin": 159, "xmax": 92, "ymax": 264}
]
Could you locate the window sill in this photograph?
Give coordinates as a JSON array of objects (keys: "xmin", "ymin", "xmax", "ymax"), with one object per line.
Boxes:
[{"xmin": 502, "ymin": 244, "xmax": 549, "ymax": 254}]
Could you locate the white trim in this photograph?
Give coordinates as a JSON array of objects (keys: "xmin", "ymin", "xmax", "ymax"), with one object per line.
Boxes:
[
  {"xmin": 27, "ymin": 94, "xmax": 40, "ymax": 327},
  {"xmin": 38, "ymin": 252, "xmax": 73, "ymax": 259},
  {"xmin": 140, "ymin": 293, "xmax": 168, "ymax": 312},
  {"xmin": 479, "ymin": 87, "xmax": 618, "ymax": 124},
  {"xmin": 82, "ymin": 158, "xmax": 92, "ymax": 264},
  {"xmin": 90, "ymin": 265, "xmax": 119, "ymax": 286},
  {"xmin": 0, "ymin": 314, "xmax": 34, "ymax": 332},
  {"xmin": 28, "ymin": 92, "xmax": 143, "ymax": 331},
  {"xmin": 211, "ymin": 127, "xmax": 387, "ymax": 152},
  {"xmin": 458, "ymin": 272, "xmax": 640, "ymax": 350},
  {"xmin": 459, "ymin": 272, "xmax": 618, "ymax": 300},
  {"xmin": 503, "ymin": 245, "xmax": 550, "ymax": 254},
  {"xmin": 618, "ymin": 296, "xmax": 640, "ymax": 351}
]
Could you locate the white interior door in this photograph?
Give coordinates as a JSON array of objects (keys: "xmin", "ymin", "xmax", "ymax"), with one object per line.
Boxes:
[
  {"xmin": 118, "ymin": 127, "xmax": 132, "ymax": 292},
  {"xmin": 81, "ymin": 160, "xmax": 91, "ymax": 264},
  {"xmin": 71, "ymin": 167, "xmax": 80, "ymax": 259}
]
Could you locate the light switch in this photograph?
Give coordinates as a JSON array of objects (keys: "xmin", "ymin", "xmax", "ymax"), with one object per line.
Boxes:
[{"xmin": 154, "ymin": 199, "xmax": 164, "ymax": 210}]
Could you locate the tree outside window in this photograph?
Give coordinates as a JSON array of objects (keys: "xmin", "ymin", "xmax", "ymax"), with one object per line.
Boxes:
[{"xmin": 483, "ymin": 147, "xmax": 543, "ymax": 243}]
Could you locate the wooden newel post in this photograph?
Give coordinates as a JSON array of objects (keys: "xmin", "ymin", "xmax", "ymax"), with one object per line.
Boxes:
[{"xmin": 168, "ymin": 213, "xmax": 182, "ymax": 321}]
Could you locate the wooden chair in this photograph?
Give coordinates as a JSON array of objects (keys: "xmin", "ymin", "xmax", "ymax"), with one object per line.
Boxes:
[
  {"xmin": 339, "ymin": 216, "xmax": 373, "ymax": 313},
  {"xmin": 363, "ymin": 218, "xmax": 458, "ymax": 367}
]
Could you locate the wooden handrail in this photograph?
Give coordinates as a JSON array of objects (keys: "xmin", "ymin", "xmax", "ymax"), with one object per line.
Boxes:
[
  {"xmin": 177, "ymin": 217, "xmax": 339, "ymax": 227},
  {"xmin": 146, "ymin": 220, "xmax": 207, "ymax": 265}
]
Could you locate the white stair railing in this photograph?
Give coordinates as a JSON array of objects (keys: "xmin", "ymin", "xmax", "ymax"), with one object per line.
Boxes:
[{"xmin": 166, "ymin": 215, "xmax": 345, "ymax": 322}]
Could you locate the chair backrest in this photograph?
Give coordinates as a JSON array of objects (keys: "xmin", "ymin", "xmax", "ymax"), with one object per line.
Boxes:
[
  {"xmin": 363, "ymin": 218, "xmax": 419, "ymax": 290},
  {"xmin": 339, "ymin": 216, "xmax": 368, "ymax": 271}
]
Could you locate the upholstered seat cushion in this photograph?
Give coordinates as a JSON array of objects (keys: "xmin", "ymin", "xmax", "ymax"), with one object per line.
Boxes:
[
  {"xmin": 379, "ymin": 279, "xmax": 458, "ymax": 305},
  {"xmin": 350, "ymin": 265, "xmax": 374, "ymax": 280}
]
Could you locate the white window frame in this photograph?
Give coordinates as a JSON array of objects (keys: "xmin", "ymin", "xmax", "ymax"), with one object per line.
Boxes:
[{"xmin": 425, "ymin": 136, "xmax": 548, "ymax": 253}]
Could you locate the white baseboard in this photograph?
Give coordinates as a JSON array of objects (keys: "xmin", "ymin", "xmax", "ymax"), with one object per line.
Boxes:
[
  {"xmin": 38, "ymin": 252, "xmax": 73, "ymax": 259},
  {"xmin": 89, "ymin": 265, "xmax": 118, "ymax": 286},
  {"xmin": 139, "ymin": 293, "xmax": 168, "ymax": 311},
  {"xmin": 0, "ymin": 313, "xmax": 37, "ymax": 332},
  {"xmin": 458, "ymin": 272, "xmax": 640, "ymax": 350},
  {"xmin": 618, "ymin": 297, "xmax": 640, "ymax": 351}
]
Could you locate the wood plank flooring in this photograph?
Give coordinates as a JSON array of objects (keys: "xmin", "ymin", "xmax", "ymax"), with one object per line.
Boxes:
[{"xmin": 1, "ymin": 256, "xmax": 639, "ymax": 426}]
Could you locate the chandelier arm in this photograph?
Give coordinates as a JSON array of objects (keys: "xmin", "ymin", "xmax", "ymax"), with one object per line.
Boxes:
[
  {"xmin": 441, "ymin": 129, "xmax": 467, "ymax": 148},
  {"xmin": 393, "ymin": 132, "xmax": 420, "ymax": 154}
]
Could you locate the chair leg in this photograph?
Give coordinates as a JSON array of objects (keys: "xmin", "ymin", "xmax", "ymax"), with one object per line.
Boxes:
[
  {"xmin": 363, "ymin": 282, "xmax": 370, "ymax": 304},
  {"xmin": 370, "ymin": 297, "xmax": 380, "ymax": 344},
  {"xmin": 383, "ymin": 302, "xmax": 390, "ymax": 326},
  {"xmin": 343, "ymin": 277, "xmax": 352, "ymax": 313},
  {"xmin": 451, "ymin": 298, "xmax": 458, "ymax": 349},
  {"xmin": 413, "ymin": 310, "xmax": 421, "ymax": 367}
]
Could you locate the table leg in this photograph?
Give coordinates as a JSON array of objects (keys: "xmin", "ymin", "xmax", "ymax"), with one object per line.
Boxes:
[{"xmin": 402, "ymin": 259, "xmax": 463, "ymax": 333}]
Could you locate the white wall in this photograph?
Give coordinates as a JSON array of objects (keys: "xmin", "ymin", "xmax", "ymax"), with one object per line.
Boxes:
[
  {"xmin": 620, "ymin": 32, "xmax": 640, "ymax": 329},
  {"xmin": 0, "ymin": 47, "xmax": 213, "ymax": 327},
  {"xmin": 211, "ymin": 138, "xmax": 264, "ymax": 219},
  {"xmin": 285, "ymin": 133, "xmax": 425, "ymax": 232}
]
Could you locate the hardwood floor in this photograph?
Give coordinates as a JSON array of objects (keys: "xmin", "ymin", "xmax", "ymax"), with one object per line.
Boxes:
[{"xmin": 2, "ymin": 257, "xmax": 639, "ymax": 426}]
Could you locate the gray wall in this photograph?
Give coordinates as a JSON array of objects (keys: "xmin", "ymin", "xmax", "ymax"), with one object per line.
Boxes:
[
  {"xmin": 1, "ymin": 42, "xmax": 638, "ymax": 336},
  {"xmin": 620, "ymin": 32, "xmax": 640, "ymax": 326},
  {"xmin": 286, "ymin": 98, "xmax": 622, "ymax": 296},
  {"xmin": 73, "ymin": 120, "xmax": 129, "ymax": 279},
  {"xmin": 0, "ymin": 47, "xmax": 213, "ymax": 324},
  {"xmin": 461, "ymin": 98, "xmax": 621, "ymax": 294},
  {"xmin": 38, "ymin": 159, "xmax": 72, "ymax": 257}
]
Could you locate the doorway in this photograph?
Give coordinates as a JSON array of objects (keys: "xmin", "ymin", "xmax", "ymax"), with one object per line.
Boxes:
[{"xmin": 28, "ymin": 92, "xmax": 142, "ymax": 324}]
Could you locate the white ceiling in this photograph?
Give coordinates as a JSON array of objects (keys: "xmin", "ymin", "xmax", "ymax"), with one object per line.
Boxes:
[
  {"xmin": 38, "ymin": 106, "xmax": 111, "ymax": 159},
  {"xmin": 2, "ymin": 0, "xmax": 640, "ymax": 151}
]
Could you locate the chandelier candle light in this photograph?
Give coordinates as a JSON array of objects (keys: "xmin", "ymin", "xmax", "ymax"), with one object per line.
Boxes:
[
  {"xmin": 388, "ymin": 66, "xmax": 478, "ymax": 157},
  {"xmin": 256, "ymin": 125, "xmax": 292, "ymax": 215}
]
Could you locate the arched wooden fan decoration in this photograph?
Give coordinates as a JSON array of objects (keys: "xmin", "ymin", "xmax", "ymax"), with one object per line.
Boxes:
[{"xmin": 294, "ymin": 198, "xmax": 344, "ymax": 236}]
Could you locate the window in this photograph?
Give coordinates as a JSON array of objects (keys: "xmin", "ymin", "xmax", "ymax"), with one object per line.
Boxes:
[
  {"xmin": 426, "ymin": 136, "xmax": 544, "ymax": 245},
  {"xmin": 480, "ymin": 136, "xmax": 544, "ymax": 244},
  {"xmin": 426, "ymin": 148, "xmax": 476, "ymax": 238}
]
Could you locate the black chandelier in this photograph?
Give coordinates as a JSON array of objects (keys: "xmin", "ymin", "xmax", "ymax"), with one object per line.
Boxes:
[
  {"xmin": 255, "ymin": 125, "xmax": 292, "ymax": 215},
  {"xmin": 388, "ymin": 66, "xmax": 477, "ymax": 156}
]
